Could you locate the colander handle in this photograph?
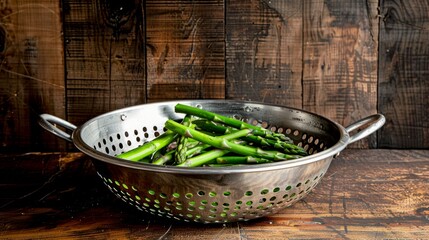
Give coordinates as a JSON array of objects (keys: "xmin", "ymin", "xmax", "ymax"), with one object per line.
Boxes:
[
  {"xmin": 38, "ymin": 114, "xmax": 77, "ymax": 142},
  {"xmin": 345, "ymin": 114, "xmax": 386, "ymax": 144}
]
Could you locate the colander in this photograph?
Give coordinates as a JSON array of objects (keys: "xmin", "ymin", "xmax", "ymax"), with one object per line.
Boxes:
[{"xmin": 39, "ymin": 100, "xmax": 385, "ymax": 223}]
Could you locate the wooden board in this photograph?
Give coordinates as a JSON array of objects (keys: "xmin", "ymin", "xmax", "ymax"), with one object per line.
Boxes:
[
  {"xmin": 0, "ymin": 1, "xmax": 65, "ymax": 151},
  {"xmin": 145, "ymin": 0, "xmax": 225, "ymax": 101},
  {"xmin": 378, "ymin": 0, "xmax": 429, "ymax": 148},
  {"xmin": 1, "ymin": 150, "xmax": 428, "ymax": 238},
  {"xmin": 302, "ymin": 0, "xmax": 379, "ymax": 148},
  {"xmin": 225, "ymin": 0, "xmax": 303, "ymax": 107},
  {"xmin": 1, "ymin": 1, "xmax": 428, "ymax": 151},
  {"xmin": 63, "ymin": 0, "xmax": 146, "ymax": 126}
]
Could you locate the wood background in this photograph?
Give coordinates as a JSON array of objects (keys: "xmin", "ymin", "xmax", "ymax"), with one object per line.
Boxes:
[
  {"xmin": 0, "ymin": 0, "xmax": 428, "ymax": 151},
  {"xmin": 1, "ymin": 150, "xmax": 428, "ymax": 238}
]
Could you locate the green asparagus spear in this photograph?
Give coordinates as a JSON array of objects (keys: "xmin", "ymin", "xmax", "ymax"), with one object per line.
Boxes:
[
  {"xmin": 177, "ymin": 138, "xmax": 250, "ymax": 167},
  {"xmin": 193, "ymin": 119, "xmax": 292, "ymax": 142},
  {"xmin": 184, "ymin": 127, "xmax": 252, "ymax": 158},
  {"xmin": 154, "ymin": 124, "xmax": 255, "ymax": 166},
  {"xmin": 206, "ymin": 164, "xmax": 236, "ymax": 167},
  {"xmin": 216, "ymin": 156, "xmax": 273, "ymax": 164},
  {"xmin": 118, "ymin": 104, "xmax": 308, "ymax": 167},
  {"xmin": 116, "ymin": 130, "xmax": 178, "ymax": 161},
  {"xmin": 177, "ymin": 149, "xmax": 229, "ymax": 167},
  {"xmin": 175, "ymin": 103, "xmax": 291, "ymax": 142},
  {"xmin": 194, "ymin": 120, "xmax": 307, "ymax": 156},
  {"xmin": 165, "ymin": 120, "xmax": 302, "ymax": 161},
  {"xmin": 174, "ymin": 115, "xmax": 195, "ymax": 164},
  {"xmin": 152, "ymin": 149, "xmax": 175, "ymax": 165}
]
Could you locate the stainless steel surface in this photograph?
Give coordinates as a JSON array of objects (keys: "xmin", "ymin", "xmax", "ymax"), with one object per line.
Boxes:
[
  {"xmin": 39, "ymin": 100, "xmax": 385, "ymax": 223},
  {"xmin": 346, "ymin": 114, "xmax": 386, "ymax": 144},
  {"xmin": 39, "ymin": 114, "xmax": 77, "ymax": 142}
]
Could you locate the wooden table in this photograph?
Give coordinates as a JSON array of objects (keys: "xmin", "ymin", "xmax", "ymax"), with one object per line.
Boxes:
[{"xmin": 1, "ymin": 149, "xmax": 428, "ymax": 239}]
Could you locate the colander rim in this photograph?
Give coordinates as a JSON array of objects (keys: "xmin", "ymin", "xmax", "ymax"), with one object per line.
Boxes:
[{"xmin": 72, "ymin": 100, "xmax": 350, "ymax": 174}]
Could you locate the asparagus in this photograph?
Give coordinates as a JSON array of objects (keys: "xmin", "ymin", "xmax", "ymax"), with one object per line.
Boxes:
[
  {"xmin": 206, "ymin": 164, "xmax": 236, "ymax": 167},
  {"xmin": 183, "ymin": 126, "xmax": 250, "ymax": 159},
  {"xmin": 193, "ymin": 120, "xmax": 307, "ymax": 156},
  {"xmin": 177, "ymin": 149, "xmax": 229, "ymax": 167},
  {"xmin": 177, "ymin": 139, "xmax": 248, "ymax": 167},
  {"xmin": 193, "ymin": 119, "xmax": 292, "ymax": 142},
  {"xmin": 116, "ymin": 130, "xmax": 178, "ymax": 161},
  {"xmin": 152, "ymin": 149, "xmax": 175, "ymax": 165},
  {"xmin": 154, "ymin": 127, "xmax": 254, "ymax": 166},
  {"xmin": 151, "ymin": 138, "xmax": 205, "ymax": 165},
  {"xmin": 175, "ymin": 103, "xmax": 291, "ymax": 142},
  {"xmin": 117, "ymin": 103, "xmax": 308, "ymax": 167},
  {"xmin": 165, "ymin": 120, "xmax": 302, "ymax": 161},
  {"xmin": 216, "ymin": 156, "xmax": 273, "ymax": 164},
  {"xmin": 152, "ymin": 144, "xmax": 208, "ymax": 166},
  {"xmin": 174, "ymin": 115, "xmax": 195, "ymax": 164}
]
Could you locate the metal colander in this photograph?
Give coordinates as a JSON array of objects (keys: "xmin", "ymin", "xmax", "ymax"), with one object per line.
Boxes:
[{"xmin": 39, "ymin": 100, "xmax": 385, "ymax": 223}]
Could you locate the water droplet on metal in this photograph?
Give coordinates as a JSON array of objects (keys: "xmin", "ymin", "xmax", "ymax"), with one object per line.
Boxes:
[
  {"xmin": 244, "ymin": 106, "xmax": 252, "ymax": 112},
  {"xmin": 120, "ymin": 114, "xmax": 127, "ymax": 121}
]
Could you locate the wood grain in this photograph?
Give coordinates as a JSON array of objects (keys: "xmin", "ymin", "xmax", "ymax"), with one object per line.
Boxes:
[
  {"xmin": 1, "ymin": 150, "xmax": 428, "ymax": 239},
  {"xmin": 302, "ymin": 0, "xmax": 379, "ymax": 148},
  {"xmin": 63, "ymin": 0, "xmax": 146, "ymax": 126},
  {"xmin": 0, "ymin": 1, "xmax": 65, "ymax": 151},
  {"xmin": 225, "ymin": 0, "xmax": 303, "ymax": 107},
  {"xmin": 145, "ymin": 0, "xmax": 225, "ymax": 101},
  {"xmin": 0, "ymin": 1, "xmax": 427, "ymax": 150},
  {"xmin": 378, "ymin": 0, "xmax": 429, "ymax": 148}
]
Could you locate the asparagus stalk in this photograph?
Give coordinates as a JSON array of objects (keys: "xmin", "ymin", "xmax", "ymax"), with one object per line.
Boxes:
[
  {"xmin": 154, "ymin": 126, "xmax": 254, "ymax": 166},
  {"xmin": 206, "ymin": 164, "xmax": 236, "ymax": 167},
  {"xmin": 178, "ymin": 139, "xmax": 247, "ymax": 167},
  {"xmin": 177, "ymin": 149, "xmax": 229, "ymax": 167},
  {"xmin": 216, "ymin": 156, "xmax": 273, "ymax": 164},
  {"xmin": 184, "ymin": 126, "xmax": 252, "ymax": 158},
  {"xmin": 152, "ymin": 149, "xmax": 175, "ymax": 165},
  {"xmin": 193, "ymin": 119, "xmax": 292, "ymax": 143},
  {"xmin": 174, "ymin": 115, "xmax": 195, "ymax": 164},
  {"xmin": 152, "ymin": 143, "xmax": 210, "ymax": 165},
  {"xmin": 194, "ymin": 120, "xmax": 307, "ymax": 156},
  {"xmin": 175, "ymin": 103, "xmax": 291, "ymax": 142},
  {"xmin": 165, "ymin": 120, "xmax": 302, "ymax": 161},
  {"xmin": 116, "ymin": 130, "xmax": 178, "ymax": 161}
]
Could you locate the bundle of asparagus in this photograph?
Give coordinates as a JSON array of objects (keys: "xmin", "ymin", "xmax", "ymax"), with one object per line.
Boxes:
[{"xmin": 116, "ymin": 103, "xmax": 308, "ymax": 167}]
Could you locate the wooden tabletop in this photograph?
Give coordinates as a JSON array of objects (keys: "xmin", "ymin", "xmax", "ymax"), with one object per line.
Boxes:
[{"xmin": 1, "ymin": 149, "xmax": 428, "ymax": 239}]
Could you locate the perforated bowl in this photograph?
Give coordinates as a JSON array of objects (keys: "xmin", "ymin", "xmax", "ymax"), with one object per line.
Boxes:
[{"xmin": 39, "ymin": 100, "xmax": 385, "ymax": 223}]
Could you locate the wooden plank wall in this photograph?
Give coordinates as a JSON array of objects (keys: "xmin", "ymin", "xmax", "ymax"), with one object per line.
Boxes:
[
  {"xmin": 0, "ymin": 1, "xmax": 65, "ymax": 151},
  {"xmin": 62, "ymin": 0, "xmax": 146, "ymax": 125},
  {"xmin": 0, "ymin": 0, "xmax": 428, "ymax": 151},
  {"xmin": 145, "ymin": 0, "xmax": 225, "ymax": 101},
  {"xmin": 226, "ymin": 0, "xmax": 303, "ymax": 108},
  {"xmin": 303, "ymin": 0, "xmax": 379, "ymax": 148},
  {"xmin": 378, "ymin": 0, "xmax": 429, "ymax": 148}
]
